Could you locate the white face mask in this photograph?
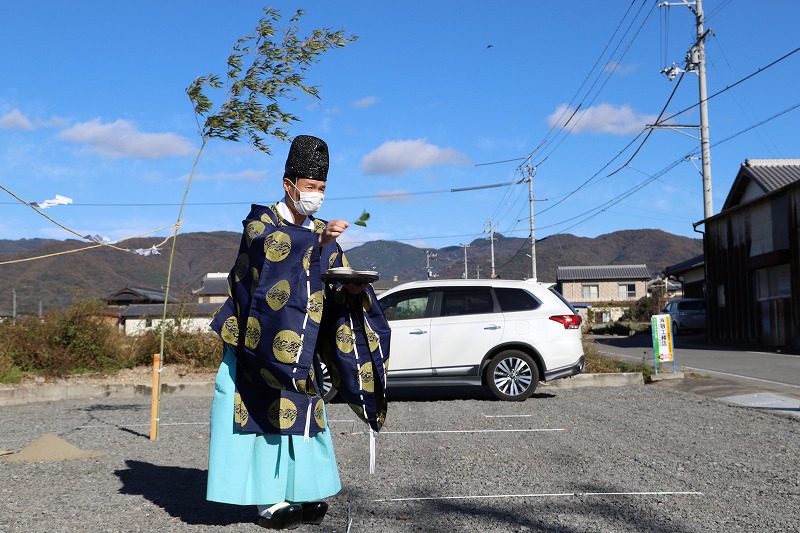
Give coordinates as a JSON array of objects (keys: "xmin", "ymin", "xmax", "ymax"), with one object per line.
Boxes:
[{"xmin": 289, "ymin": 181, "xmax": 324, "ymax": 216}]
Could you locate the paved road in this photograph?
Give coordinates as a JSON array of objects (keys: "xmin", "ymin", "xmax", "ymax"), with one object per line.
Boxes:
[{"xmin": 593, "ymin": 333, "xmax": 800, "ymax": 400}]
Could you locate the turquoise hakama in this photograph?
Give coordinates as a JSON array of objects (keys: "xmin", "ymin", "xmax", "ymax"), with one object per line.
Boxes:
[{"xmin": 206, "ymin": 347, "xmax": 341, "ymax": 505}]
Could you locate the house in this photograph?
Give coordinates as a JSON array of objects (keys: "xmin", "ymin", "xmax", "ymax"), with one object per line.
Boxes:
[
  {"xmin": 556, "ymin": 264, "xmax": 651, "ymax": 323},
  {"xmin": 664, "ymin": 254, "xmax": 705, "ymax": 299},
  {"xmin": 104, "ymin": 286, "xmax": 169, "ymax": 309},
  {"xmin": 703, "ymin": 158, "xmax": 800, "ymax": 350},
  {"xmin": 192, "ymin": 272, "xmax": 229, "ymax": 303},
  {"xmin": 108, "ymin": 275, "xmax": 225, "ymax": 335},
  {"xmin": 119, "ymin": 302, "xmax": 221, "ymax": 336}
]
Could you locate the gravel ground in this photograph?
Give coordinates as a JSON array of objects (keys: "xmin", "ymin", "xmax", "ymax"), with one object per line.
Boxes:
[{"xmin": 0, "ymin": 383, "xmax": 798, "ymax": 533}]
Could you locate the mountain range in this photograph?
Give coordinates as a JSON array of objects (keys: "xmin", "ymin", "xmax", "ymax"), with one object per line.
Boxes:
[{"xmin": 0, "ymin": 229, "xmax": 702, "ymax": 315}]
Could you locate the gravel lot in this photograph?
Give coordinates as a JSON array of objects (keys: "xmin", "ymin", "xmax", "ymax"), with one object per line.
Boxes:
[{"xmin": 1, "ymin": 383, "xmax": 798, "ymax": 532}]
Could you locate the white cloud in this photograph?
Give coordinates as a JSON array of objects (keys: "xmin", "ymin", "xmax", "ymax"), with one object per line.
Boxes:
[
  {"xmin": 352, "ymin": 96, "xmax": 379, "ymax": 109},
  {"xmin": 0, "ymin": 109, "xmax": 33, "ymax": 130},
  {"xmin": 603, "ymin": 61, "xmax": 638, "ymax": 75},
  {"xmin": 59, "ymin": 118, "xmax": 194, "ymax": 159},
  {"xmin": 546, "ymin": 103, "xmax": 657, "ymax": 135},
  {"xmin": 361, "ymin": 139, "xmax": 470, "ymax": 175},
  {"xmin": 179, "ymin": 168, "xmax": 266, "ymax": 182}
]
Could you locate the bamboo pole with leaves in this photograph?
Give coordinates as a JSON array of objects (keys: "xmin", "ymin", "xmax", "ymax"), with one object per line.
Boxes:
[{"xmin": 151, "ymin": 7, "xmax": 356, "ymax": 440}]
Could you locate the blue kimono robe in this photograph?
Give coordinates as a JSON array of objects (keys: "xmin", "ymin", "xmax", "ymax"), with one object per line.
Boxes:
[{"xmin": 209, "ymin": 203, "xmax": 390, "ymax": 437}]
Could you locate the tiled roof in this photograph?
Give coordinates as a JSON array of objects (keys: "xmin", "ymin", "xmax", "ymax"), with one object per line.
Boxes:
[
  {"xmin": 104, "ymin": 287, "xmax": 169, "ymax": 304},
  {"xmin": 664, "ymin": 254, "xmax": 704, "ymax": 276},
  {"xmin": 193, "ymin": 277, "xmax": 229, "ymax": 296},
  {"xmin": 722, "ymin": 159, "xmax": 800, "ymax": 211},
  {"xmin": 556, "ymin": 264, "xmax": 650, "ymax": 281}
]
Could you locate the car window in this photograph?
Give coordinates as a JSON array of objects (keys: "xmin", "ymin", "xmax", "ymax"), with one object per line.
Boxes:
[
  {"xmin": 678, "ymin": 300, "xmax": 705, "ymax": 311},
  {"xmin": 495, "ymin": 287, "xmax": 541, "ymax": 312},
  {"xmin": 548, "ymin": 286, "xmax": 578, "ymax": 313},
  {"xmin": 379, "ymin": 290, "xmax": 432, "ymax": 321},
  {"xmin": 440, "ymin": 288, "xmax": 494, "ymax": 316}
]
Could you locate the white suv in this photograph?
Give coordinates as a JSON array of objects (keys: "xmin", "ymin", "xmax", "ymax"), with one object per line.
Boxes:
[{"xmin": 373, "ymin": 279, "xmax": 585, "ymax": 401}]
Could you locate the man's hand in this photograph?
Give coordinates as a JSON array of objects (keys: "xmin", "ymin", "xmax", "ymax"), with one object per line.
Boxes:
[
  {"xmin": 320, "ymin": 219, "xmax": 349, "ymax": 246},
  {"xmin": 342, "ymin": 282, "xmax": 369, "ymax": 295}
]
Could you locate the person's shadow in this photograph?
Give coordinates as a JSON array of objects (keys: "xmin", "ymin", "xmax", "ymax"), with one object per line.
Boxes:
[{"xmin": 115, "ymin": 460, "xmax": 255, "ymax": 526}]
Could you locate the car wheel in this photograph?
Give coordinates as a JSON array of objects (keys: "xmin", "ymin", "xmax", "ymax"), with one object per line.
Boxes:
[
  {"xmin": 486, "ymin": 350, "xmax": 539, "ymax": 401},
  {"xmin": 672, "ymin": 320, "xmax": 680, "ymax": 337},
  {"xmin": 319, "ymin": 362, "xmax": 338, "ymax": 402}
]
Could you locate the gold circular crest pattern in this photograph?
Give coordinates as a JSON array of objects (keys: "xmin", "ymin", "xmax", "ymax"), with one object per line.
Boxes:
[
  {"xmin": 244, "ymin": 316, "xmax": 261, "ymax": 350},
  {"xmin": 314, "ymin": 399, "xmax": 324, "ymax": 428},
  {"xmin": 250, "ymin": 267, "xmax": 260, "ymax": 295},
  {"xmin": 335, "ymin": 324, "xmax": 355, "ymax": 353},
  {"xmin": 260, "ymin": 212, "xmax": 276, "ymax": 226},
  {"xmin": 358, "ymin": 362, "xmax": 375, "ymax": 393},
  {"xmin": 266, "ymin": 279, "xmax": 291, "ymax": 311},
  {"xmin": 273, "ymin": 329, "xmax": 302, "ymax": 364},
  {"xmin": 234, "ymin": 392, "xmax": 249, "ymax": 426},
  {"xmin": 259, "ymin": 367, "xmax": 285, "ymax": 390},
  {"xmin": 313, "ymin": 219, "xmax": 326, "ymax": 234},
  {"xmin": 234, "ymin": 253, "xmax": 249, "ymax": 282},
  {"xmin": 342, "ymin": 254, "xmax": 351, "ymax": 268},
  {"xmin": 264, "ymin": 231, "xmax": 292, "ymax": 262},
  {"xmin": 245, "ymin": 220, "xmax": 266, "ymax": 247},
  {"xmin": 267, "ymin": 398, "xmax": 298, "ymax": 430},
  {"xmin": 221, "ymin": 316, "xmax": 239, "ymax": 345},
  {"xmin": 328, "ymin": 251, "xmax": 339, "ymax": 268},
  {"xmin": 365, "ymin": 325, "xmax": 381, "ymax": 352},
  {"xmin": 307, "ymin": 291, "xmax": 324, "ymax": 323},
  {"xmin": 302, "ymin": 246, "xmax": 313, "ymax": 271}
]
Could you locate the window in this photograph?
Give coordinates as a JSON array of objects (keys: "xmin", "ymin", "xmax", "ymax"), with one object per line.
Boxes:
[
  {"xmin": 441, "ymin": 288, "xmax": 494, "ymax": 316},
  {"xmin": 495, "ymin": 287, "xmax": 541, "ymax": 312},
  {"xmin": 145, "ymin": 318, "xmax": 153, "ymax": 328},
  {"xmin": 755, "ymin": 264, "xmax": 791, "ymax": 301},
  {"xmin": 581, "ymin": 284, "xmax": 599, "ymax": 300},
  {"xmin": 379, "ymin": 290, "xmax": 431, "ymax": 321},
  {"xmin": 618, "ymin": 283, "xmax": 636, "ymax": 299}
]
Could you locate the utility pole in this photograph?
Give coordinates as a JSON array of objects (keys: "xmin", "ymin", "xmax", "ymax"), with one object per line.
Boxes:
[
  {"xmin": 460, "ymin": 243, "xmax": 470, "ymax": 279},
  {"xmin": 485, "ymin": 215, "xmax": 496, "ymax": 278},
  {"xmin": 425, "ymin": 250, "xmax": 437, "ymax": 279},
  {"xmin": 12, "ymin": 288, "xmax": 16, "ymax": 322},
  {"xmin": 521, "ymin": 163, "xmax": 538, "ymax": 281},
  {"xmin": 660, "ymin": 0, "xmax": 713, "ymax": 218}
]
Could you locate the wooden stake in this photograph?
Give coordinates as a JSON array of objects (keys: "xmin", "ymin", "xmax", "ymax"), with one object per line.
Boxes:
[{"xmin": 149, "ymin": 353, "xmax": 161, "ymax": 440}]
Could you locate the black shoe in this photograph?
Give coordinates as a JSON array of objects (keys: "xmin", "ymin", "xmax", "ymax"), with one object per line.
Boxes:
[
  {"xmin": 301, "ymin": 501, "xmax": 329, "ymax": 525},
  {"xmin": 257, "ymin": 504, "xmax": 303, "ymax": 530}
]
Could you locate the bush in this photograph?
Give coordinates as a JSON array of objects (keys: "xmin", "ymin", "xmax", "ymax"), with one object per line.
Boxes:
[
  {"xmin": 0, "ymin": 315, "xmax": 73, "ymax": 376},
  {"xmin": 130, "ymin": 323, "xmax": 221, "ymax": 369},
  {"xmin": 50, "ymin": 301, "xmax": 131, "ymax": 373},
  {"xmin": 628, "ymin": 295, "xmax": 664, "ymax": 322}
]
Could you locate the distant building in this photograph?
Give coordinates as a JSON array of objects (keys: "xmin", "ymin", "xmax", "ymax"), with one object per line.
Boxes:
[
  {"xmin": 192, "ymin": 272, "xmax": 229, "ymax": 304},
  {"xmin": 664, "ymin": 255, "xmax": 705, "ymax": 299},
  {"xmin": 119, "ymin": 302, "xmax": 221, "ymax": 336},
  {"xmin": 703, "ymin": 158, "xmax": 800, "ymax": 350},
  {"xmin": 106, "ymin": 275, "xmax": 227, "ymax": 335},
  {"xmin": 556, "ymin": 264, "xmax": 651, "ymax": 324}
]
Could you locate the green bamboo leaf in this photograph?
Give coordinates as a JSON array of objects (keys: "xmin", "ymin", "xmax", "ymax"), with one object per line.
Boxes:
[{"xmin": 352, "ymin": 210, "xmax": 370, "ymax": 227}]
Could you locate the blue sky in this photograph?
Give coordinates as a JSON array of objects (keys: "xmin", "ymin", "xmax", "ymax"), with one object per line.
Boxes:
[{"xmin": 2, "ymin": 1, "xmax": 798, "ymax": 252}]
